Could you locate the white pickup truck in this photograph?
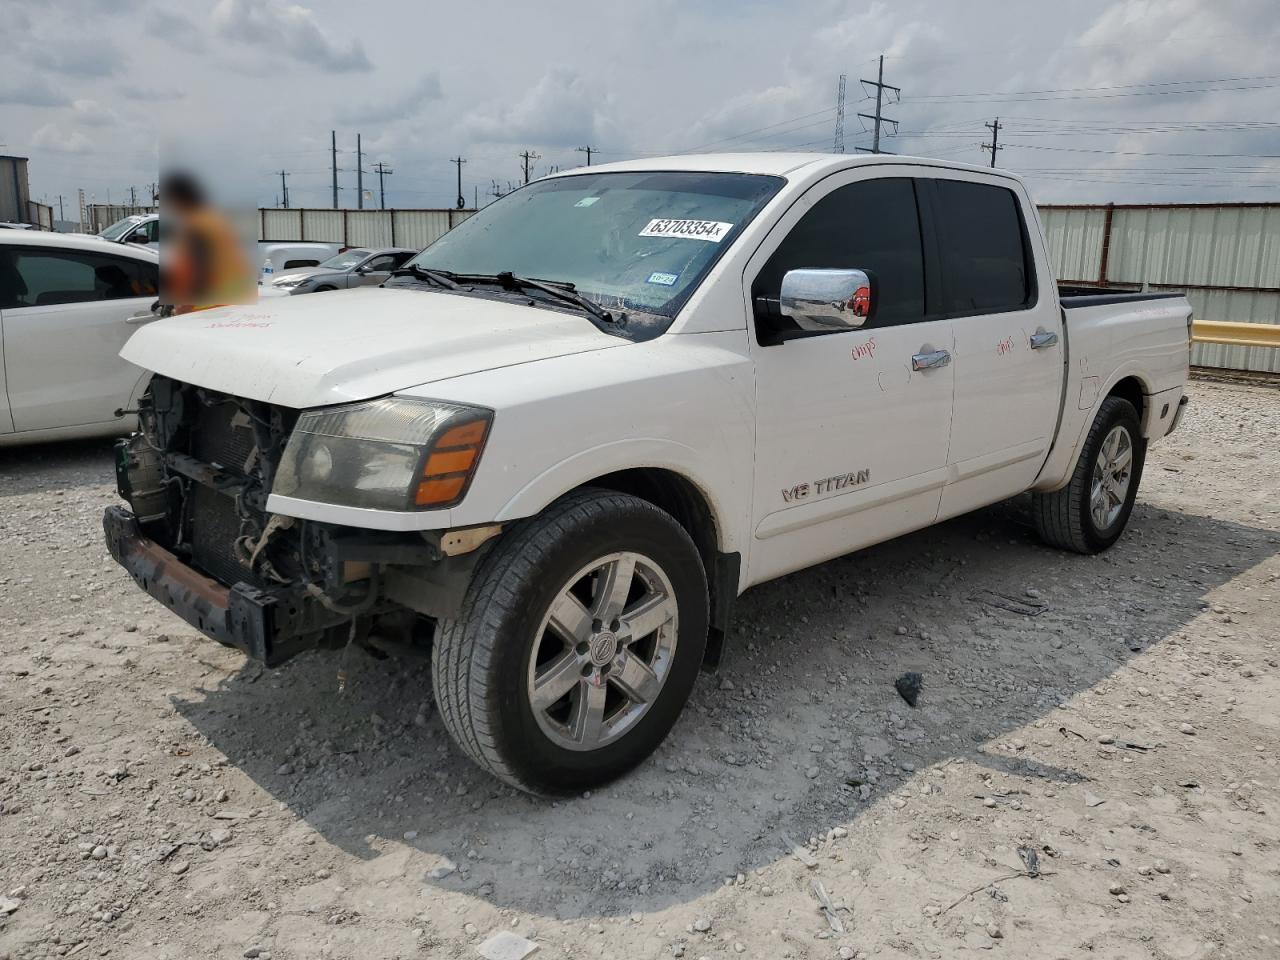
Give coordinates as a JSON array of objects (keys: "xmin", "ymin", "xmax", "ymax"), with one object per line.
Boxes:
[{"xmin": 105, "ymin": 154, "xmax": 1191, "ymax": 794}]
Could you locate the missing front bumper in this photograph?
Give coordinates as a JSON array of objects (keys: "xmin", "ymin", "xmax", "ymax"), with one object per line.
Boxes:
[{"xmin": 102, "ymin": 506, "xmax": 344, "ymax": 666}]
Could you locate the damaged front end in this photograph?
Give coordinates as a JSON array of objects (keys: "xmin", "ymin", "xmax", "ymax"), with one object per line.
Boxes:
[{"xmin": 104, "ymin": 376, "xmax": 495, "ymax": 666}]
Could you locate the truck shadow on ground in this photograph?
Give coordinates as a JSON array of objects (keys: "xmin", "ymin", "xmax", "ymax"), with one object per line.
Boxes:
[{"xmin": 171, "ymin": 496, "xmax": 1277, "ymax": 920}]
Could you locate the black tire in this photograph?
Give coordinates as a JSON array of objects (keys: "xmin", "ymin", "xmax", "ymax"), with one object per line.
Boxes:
[
  {"xmin": 1032, "ymin": 396, "xmax": 1146, "ymax": 554},
  {"xmin": 313, "ymin": 285, "xmax": 336, "ymax": 292},
  {"xmin": 431, "ymin": 488, "xmax": 709, "ymax": 795}
]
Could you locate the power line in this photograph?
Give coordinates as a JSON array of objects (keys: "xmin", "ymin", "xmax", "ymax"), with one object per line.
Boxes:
[
  {"xmin": 372, "ymin": 162, "xmax": 393, "ymax": 209},
  {"xmin": 981, "ymin": 117, "xmax": 1002, "ymax": 167},
  {"xmin": 906, "ymin": 73, "xmax": 1280, "ymax": 101},
  {"xmin": 330, "ymin": 130, "xmax": 339, "ymax": 209},
  {"xmin": 451, "ymin": 156, "xmax": 466, "ymax": 210},
  {"xmin": 834, "ymin": 74, "xmax": 847, "ymax": 154},
  {"xmin": 356, "ymin": 133, "xmax": 364, "ymax": 210},
  {"xmin": 857, "ymin": 55, "xmax": 899, "ymax": 154},
  {"xmin": 519, "ymin": 150, "xmax": 541, "ymax": 184}
]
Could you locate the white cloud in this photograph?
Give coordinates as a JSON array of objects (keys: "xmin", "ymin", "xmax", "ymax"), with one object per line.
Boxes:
[
  {"xmin": 210, "ymin": 0, "xmax": 372, "ymax": 72},
  {"xmin": 464, "ymin": 67, "xmax": 617, "ymax": 147},
  {"xmin": 335, "ymin": 74, "xmax": 443, "ymax": 125},
  {"xmin": 0, "ymin": 78, "xmax": 70, "ymax": 108},
  {"xmin": 31, "ymin": 124, "xmax": 94, "ymax": 155}
]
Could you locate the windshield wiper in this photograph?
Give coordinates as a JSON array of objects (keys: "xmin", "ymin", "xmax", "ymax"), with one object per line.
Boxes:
[
  {"xmin": 454, "ymin": 271, "xmax": 618, "ymax": 325},
  {"xmin": 390, "ymin": 264, "xmax": 459, "ymax": 289}
]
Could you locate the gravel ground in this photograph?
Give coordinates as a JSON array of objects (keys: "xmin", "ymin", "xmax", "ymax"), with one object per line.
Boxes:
[{"xmin": 2, "ymin": 379, "xmax": 1278, "ymax": 960}]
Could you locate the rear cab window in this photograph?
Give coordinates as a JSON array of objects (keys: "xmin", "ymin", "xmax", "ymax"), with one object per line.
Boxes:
[{"xmin": 930, "ymin": 179, "xmax": 1036, "ymax": 315}]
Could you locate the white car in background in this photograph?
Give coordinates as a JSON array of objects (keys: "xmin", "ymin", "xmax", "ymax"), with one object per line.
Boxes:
[
  {"xmin": 98, "ymin": 214, "xmax": 160, "ymax": 250},
  {"xmin": 0, "ymin": 230, "xmax": 160, "ymax": 445}
]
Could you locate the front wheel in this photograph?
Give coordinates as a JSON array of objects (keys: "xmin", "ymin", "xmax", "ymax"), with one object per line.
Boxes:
[
  {"xmin": 431, "ymin": 489, "xmax": 708, "ymax": 795},
  {"xmin": 1032, "ymin": 395, "xmax": 1146, "ymax": 554}
]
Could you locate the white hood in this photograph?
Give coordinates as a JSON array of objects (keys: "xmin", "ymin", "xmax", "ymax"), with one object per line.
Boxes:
[{"xmin": 121, "ymin": 287, "xmax": 627, "ymax": 408}]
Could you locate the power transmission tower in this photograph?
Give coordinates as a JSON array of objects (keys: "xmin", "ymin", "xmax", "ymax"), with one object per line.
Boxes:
[
  {"xmin": 331, "ymin": 130, "xmax": 340, "ymax": 208},
  {"xmin": 277, "ymin": 170, "xmax": 290, "ymax": 209},
  {"xmin": 356, "ymin": 133, "xmax": 364, "ymax": 209},
  {"xmin": 77, "ymin": 189, "xmax": 86, "ymax": 233},
  {"xmin": 519, "ymin": 150, "xmax": 541, "ymax": 185},
  {"xmin": 451, "ymin": 156, "xmax": 467, "ymax": 210},
  {"xmin": 576, "ymin": 145, "xmax": 596, "ymax": 166},
  {"xmin": 834, "ymin": 74, "xmax": 847, "ymax": 153},
  {"xmin": 372, "ymin": 162, "xmax": 393, "ymax": 209},
  {"xmin": 857, "ymin": 55, "xmax": 900, "ymax": 154},
  {"xmin": 982, "ymin": 117, "xmax": 1003, "ymax": 167}
]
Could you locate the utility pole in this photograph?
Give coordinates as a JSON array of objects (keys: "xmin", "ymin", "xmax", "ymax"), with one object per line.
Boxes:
[
  {"xmin": 858, "ymin": 55, "xmax": 900, "ymax": 154},
  {"xmin": 356, "ymin": 133, "xmax": 364, "ymax": 209},
  {"xmin": 277, "ymin": 170, "xmax": 290, "ymax": 209},
  {"xmin": 129, "ymin": 185, "xmax": 137, "ymax": 207},
  {"xmin": 451, "ymin": 156, "xmax": 466, "ymax": 210},
  {"xmin": 57, "ymin": 195, "xmax": 64, "ymax": 223},
  {"xmin": 519, "ymin": 150, "xmax": 541, "ymax": 185},
  {"xmin": 834, "ymin": 74, "xmax": 846, "ymax": 153},
  {"xmin": 372, "ymin": 161, "xmax": 393, "ymax": 209},
  {"xmin": 982, "ymin": 117, "xmax": 1003, "ymax": 167},
  {"xmin": 576, "ymin": 145, "xmax": 596, "ymax": 166},
  {"xmin": 331, "ymin": 130, "xmax": 339, "ymax": 209}
]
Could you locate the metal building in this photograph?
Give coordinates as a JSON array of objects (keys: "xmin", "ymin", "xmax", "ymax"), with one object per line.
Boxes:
[
  {"xmin": 1037, "ymin": 202, "xmax": 1280, "ymax": 374},
  {"xmin": 0, "ymin": 155, "xmax": 32, "ymax": 225}
]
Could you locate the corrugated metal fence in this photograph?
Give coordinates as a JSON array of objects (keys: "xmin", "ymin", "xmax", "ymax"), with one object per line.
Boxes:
[
  {"xmin": 85, "ymin": 204, "xmax": 158, "ymax": 233},
  {"xmin": 1038, "ymin": 202, "xmax": 1280, "ymax": 374},
  {"xmin": 259, "ymin": 208, "xmax": 476, "ymax": 250}
]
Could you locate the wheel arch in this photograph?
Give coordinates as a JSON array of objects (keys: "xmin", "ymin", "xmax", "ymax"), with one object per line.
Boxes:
[{"xmin": 573, "ymin": 467, "xmax": 737, "ymax": 671}]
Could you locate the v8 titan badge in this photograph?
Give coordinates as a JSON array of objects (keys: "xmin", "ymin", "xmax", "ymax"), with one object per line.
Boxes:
[{"xmin": 639, "ymin": 218, "xmax": 734, "ymax": 242}]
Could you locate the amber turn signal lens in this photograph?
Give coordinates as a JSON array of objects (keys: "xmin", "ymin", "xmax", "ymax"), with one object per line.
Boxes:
[{"xmin": 413, "ymin": 415, "xmax": 491, "ymax": 508}]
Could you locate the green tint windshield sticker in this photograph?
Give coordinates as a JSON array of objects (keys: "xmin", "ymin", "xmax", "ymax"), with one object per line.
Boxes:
[{"xmin": 646, "ymin": 272, "xmax": 679, "ymax": 286}]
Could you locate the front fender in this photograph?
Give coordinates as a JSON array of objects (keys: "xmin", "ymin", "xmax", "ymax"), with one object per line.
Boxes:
[{"xmin": 494, "ymin": 437, "xmax": 742, "ymax": 555}]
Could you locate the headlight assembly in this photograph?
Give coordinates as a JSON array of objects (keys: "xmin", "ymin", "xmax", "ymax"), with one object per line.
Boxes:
[{"xmin": 273, "ymin": 397, "xmax": 493, "ymax": 511}]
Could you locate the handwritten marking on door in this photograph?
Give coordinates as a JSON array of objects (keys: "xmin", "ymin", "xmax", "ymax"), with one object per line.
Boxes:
[
  {"xmin": 851, "ymin": 336, "xmax": 877, "ymax": 361},
  {"xmin": 996, "ymin": 336, "xmax": 1015, "ymax": 356}
]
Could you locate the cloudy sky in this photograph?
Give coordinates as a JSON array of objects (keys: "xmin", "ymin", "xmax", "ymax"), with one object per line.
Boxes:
[{"xmin": 4, "ymin": 0, "xmax": 1279, "ymax": 214}]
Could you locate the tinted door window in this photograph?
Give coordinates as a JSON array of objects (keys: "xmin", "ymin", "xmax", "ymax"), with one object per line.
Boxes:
[
  {"xmin": 362, "ymin": 254, "xmax": 398, "ymax": 273},
  {"xmin": 932, "ymin": 180, "xmax": 1033, "ymax": 314},
  {"xmin": 0, "ymin": 248, "xmax": 158, "ymax": 309},
  {"xmin": 754, "ymin": 178, "xmax": 926, "ymax": 338}
]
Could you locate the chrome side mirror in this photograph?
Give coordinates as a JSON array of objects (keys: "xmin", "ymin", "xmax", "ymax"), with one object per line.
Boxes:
[{"xmin": 780, "ymin": 268, "xmax": 875, "ymax": 331}]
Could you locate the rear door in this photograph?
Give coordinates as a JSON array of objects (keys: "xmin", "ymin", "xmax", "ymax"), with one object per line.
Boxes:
[
  {"xmin": 1, "ymin": 245, "xmax": 158, "ymax": 432},
  {"xmin": 925, "ymin": 176, "xmax": 1064, "ymax": 520},
  {"xmin": 746, "ymin": 171, "xmax": 955, "ymax": 586}
]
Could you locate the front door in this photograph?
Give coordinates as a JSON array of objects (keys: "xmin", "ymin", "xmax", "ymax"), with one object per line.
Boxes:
[
  {"xmin": 745, "ymin": 173, "xmax": 955, "ymax": 587},
  {"xmin": 1, "ymin": 245, "xmax": 158, "ymax": 432}
]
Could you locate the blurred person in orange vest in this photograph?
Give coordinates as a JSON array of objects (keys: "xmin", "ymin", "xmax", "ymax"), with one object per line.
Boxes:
[{"xmin": 160, "ymin": 171, "xmax": 254, "ymax": 315}]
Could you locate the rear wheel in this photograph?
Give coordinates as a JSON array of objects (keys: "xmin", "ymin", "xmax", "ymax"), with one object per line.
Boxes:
[
  {"xmin": 1033, "ymin": 395, "xmax": 1146, "ymax": 554},
  {"xmin": 431, "ymin": 488, "xmax": 708, "ymax": 795}
]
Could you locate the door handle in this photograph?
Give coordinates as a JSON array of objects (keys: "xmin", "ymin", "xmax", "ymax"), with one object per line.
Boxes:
[
  {"xmin": 911, "ymin": 349, "xmax": 951, "ymax": 371},
  {"xmin": 125, "ymin": 312, "xmax": 158, "ymax": 325},
  {"xmin": 1030, "ymin": 330, "xmax": 1059, "ymax": 349}
]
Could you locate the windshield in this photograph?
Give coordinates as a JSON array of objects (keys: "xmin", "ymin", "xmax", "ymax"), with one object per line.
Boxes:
[
  {"xmin": 319, "ymin": 249, "xmax": 371, "ymax": 270},
  {"xmin": 403, "ymin": 171, "xmax": 783, "ymax": 321},
  {"xmin": 99, "ymin": 216, "xmax": 143, "ymax": 241}
]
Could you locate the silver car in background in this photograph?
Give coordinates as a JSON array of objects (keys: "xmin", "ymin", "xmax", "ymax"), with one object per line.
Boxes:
[{"xmin": 266, "ymin": 247, "xmax": 417, "ymax": 295}]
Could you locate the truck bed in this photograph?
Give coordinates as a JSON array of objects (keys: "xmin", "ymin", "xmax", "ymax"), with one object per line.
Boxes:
[{"xmin": 1058, "ymin": 284, "xmax": 1187, "ymax": 309}]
